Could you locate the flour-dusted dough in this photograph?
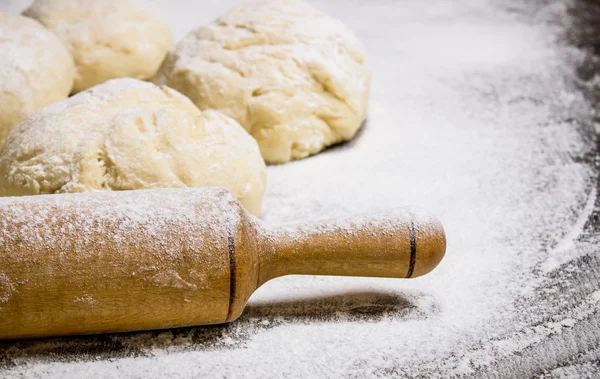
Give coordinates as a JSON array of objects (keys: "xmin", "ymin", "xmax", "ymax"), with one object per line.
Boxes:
[
  {"xmin": 0, "ymin": 12, "xmax": 74, "ymax": 148},
  {"xmin": 154, "ymin": 0, "xmax": 371, "ymax": 164},
  {"xmin": 0, "ymin": 79, "xmax": 267, "ymax": 216},
  {"xmin": 23, "ymin": 0, "xmax": 173, "ymax": 93}
]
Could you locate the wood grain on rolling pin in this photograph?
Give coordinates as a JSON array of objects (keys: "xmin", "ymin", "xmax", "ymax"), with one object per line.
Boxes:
[{"xmin": 0, "ymin": 188, "xmax": 445, "ymax": 339}]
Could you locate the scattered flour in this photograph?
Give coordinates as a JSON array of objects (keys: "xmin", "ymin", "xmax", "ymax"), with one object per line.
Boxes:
[
  {"xmin": 0, "ymin": 272, "xmax": 15, "ymax": 304},
  {"xmin": 72, "ymin": 295, "xmax": 98, "ymax": 307},
  {"xmin": 152, "ymin": 270, "xmax": 199, "ymax": 290},
  {"xmin": 0, "ymin": 0, "xmax": 598, "ymax": 378}
]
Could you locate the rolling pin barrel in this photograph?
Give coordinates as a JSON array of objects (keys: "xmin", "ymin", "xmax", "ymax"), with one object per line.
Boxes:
[{"xmin": 0, "ymin": 188, "xmax": 445, "ymax": 339}]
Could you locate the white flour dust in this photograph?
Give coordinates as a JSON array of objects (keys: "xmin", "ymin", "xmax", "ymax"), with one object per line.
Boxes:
[{"xmin": 0, "ymin": 0, "xmax": 598, "ymax": 378}]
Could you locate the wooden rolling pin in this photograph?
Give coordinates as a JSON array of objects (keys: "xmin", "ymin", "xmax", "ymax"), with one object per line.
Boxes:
[{"xmin": 0, "ymin": 188, "xmax": 446, "ymax": 339}]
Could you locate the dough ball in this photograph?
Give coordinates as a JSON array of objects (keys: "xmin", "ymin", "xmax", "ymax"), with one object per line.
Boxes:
[
  {"xmin": 0, "ymin": 12, "xmax": 74, "ymax": 148},
  {"xmin": 154, "ymin": 0, "xmax": 371, "ymax": 164},
  {"xmin": 23, "ymin": 0, "xmax": 174, "ymax": 93},
  {"xmin": 0, "ymin": 78, "xmax": 267, "ymax": 216}
]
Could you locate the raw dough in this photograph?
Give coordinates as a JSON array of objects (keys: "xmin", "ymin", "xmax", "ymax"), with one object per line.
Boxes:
[
  {"xmin": 154, "ymin": 0, "xmax": 371, "ymax": 164},
  {"xmin": 0, "ymin": 78, "xmax": 267, "ymax": 216},
  {"xmin": 23, "ymin": 0, "xmax": 173, "ymax": 93},
  {"xmin": 0, "ymin": 12, "xmax": 74, "ymax": 148}
]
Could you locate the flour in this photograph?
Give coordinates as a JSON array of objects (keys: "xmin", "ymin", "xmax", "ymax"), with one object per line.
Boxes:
[
  {"xmin": 72, "ymin": 295, "xmax": 98, "ymax": 307},
  {"xmin": 0, "ymin": 0, "xmax": 598, "ymax": 377},
  {"xmin": 152, "ymin": 270, "xmax": 199, "ymax": 290},
  {"xmin": 540, "ymin": 187, "xmax": 597, "ymax": 273},
  {"xmin": 0, "ymin": 272, "xmax": 15, "ymax": 304}
]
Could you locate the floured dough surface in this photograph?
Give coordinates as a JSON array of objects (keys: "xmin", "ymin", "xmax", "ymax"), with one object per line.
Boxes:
[
  {"xmin": 0, "ymin": 78, "xmax": 267, "ymax": 216},
  {"xmin": 0, "ymin": 12, "xmax": 74, "ymax": 148},
  {"xmin": 24, "ymin": 0, "xmax": 173, "ymax": 93},
  {"xmin": 154, "ymin": 0, "xmax": 371, "ymax": 164}
]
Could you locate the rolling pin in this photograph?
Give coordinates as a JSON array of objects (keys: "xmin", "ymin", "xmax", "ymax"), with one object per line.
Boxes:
[{"xmin": 0, "ymin": 188, "xmax": 446, "ymax": 339}]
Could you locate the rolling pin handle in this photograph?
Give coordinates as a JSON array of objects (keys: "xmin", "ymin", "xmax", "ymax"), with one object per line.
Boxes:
[{"xmin": 257, "ymin": 210, "xmax": 446, "ymax": 284}]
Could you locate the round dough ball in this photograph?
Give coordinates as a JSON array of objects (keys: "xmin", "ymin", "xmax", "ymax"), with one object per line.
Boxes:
[
  {"xmin": 23, "ymin": 0, "xmax": 174, "ymax": 93},
  {"xmin": 0, "ymin": 78, "xmax": 267, "ymax": 216},
  {"xmin": 154, "ymin": 0, "xmax": 371, "ymax": 164},
  {"xmin": 0, "ymin": 12, "xmax": 74, "ymax": 148}
]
